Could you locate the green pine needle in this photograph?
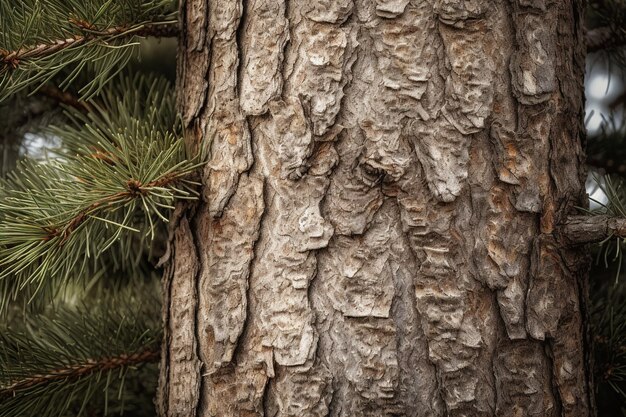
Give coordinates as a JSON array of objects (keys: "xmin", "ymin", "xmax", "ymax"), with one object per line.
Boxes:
[
  {"xmin": 583, "ymin": 174, "xmax": 626, "ymax": 283},
  {"xmin": 591, "ymin": 277, "xmax": 626, "ymax": 415},
  {"xmin": 0, "ymin": 0, "xmax": 178, "ymax": 101},
  {"xmin": 0, "ymin": 282, "xmax": 161, "ymax": 417},
  {"xmin": 587, "ymin": 173, "xmax": 626, "ymax": 414},
  {"xmin": 0, "ymin": 73, "xmax": 201, "ymax": 311}
]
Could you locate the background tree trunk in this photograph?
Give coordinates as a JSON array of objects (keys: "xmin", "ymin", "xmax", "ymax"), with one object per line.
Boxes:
[{"xmin": 158, "ymin": 0, "xmax": 593, "ymax": 415}]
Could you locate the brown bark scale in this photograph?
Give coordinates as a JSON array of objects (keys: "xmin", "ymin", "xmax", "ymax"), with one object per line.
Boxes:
[{"xmin": 159, "ymin": 0, "xmax": 593, "ymax": 416}]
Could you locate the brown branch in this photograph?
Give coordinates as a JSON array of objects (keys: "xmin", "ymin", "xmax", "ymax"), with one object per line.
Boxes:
[
  {"xmin": 134, "ymin": 23, "xmax": 179, "ymax": 38},
  {"xmin": 37, "ymin": 84, "xmax": 93, "ymax": 113},
  {"xmin": 147, "ymin": 171, "xmax": 190, "ymax": 188},
  {"xmin": 587, "ymin": 26, "xmax": 626, "ymax": 54},
  {"xmin": 560, "ymin": 215, "xmax": 626, "ymax": 245},
  {"xmin": 43, "ymin": 172, "xmax": 190, "ymax": 243},
  {"xmin": 0, "ymin": 347, "xmax": 159, "ymax": 397},
  {"xmin": 44, "ymin": 192, "xmax": 127, "ymax": 243},
  {"xmin": 0, "ymin": 21, "xmax": 178, "ymax": 67}
]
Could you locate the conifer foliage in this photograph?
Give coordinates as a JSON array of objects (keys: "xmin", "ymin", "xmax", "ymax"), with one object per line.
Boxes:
[
  {"xmin": 0, "ymin": 0, "xmax": 192, "ymax": 415},
  {"xmin": 0, "ymin": 0, "xmax": 177, "ymax": 101},
  {"xmin": 0, "ymin": 73, "xmax": 199, "ymax": 310},
  {"xmin": 586, "ymin": 0, "xmax": 626, "ymax": 414},
  {"xmin": 0, "ymin": 284, "xmax": 161, "ymax": 417}
]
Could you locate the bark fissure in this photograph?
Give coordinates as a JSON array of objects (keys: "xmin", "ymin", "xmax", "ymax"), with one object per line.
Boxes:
[
  {"xmin": 545, "ymin": 340, "xmax": 565, "ymax": 417},
  {"xmin": 159, "ymin": 207, "xmax": 202, "ymax": 417},
  {"xmin": 235, "ymin": 0, "xmax": 248, "ymax": 102},
  {"xmin": 156, "ymin": 203, "xmax": 187, "ymax": 417},
  {"xmin": 191, "ymin": 205, "xmax": 208, "ymax": 417}
]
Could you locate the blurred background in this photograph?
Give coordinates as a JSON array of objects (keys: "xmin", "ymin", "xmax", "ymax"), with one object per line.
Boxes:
[{"xmin": 585, "ymin": 2, "xmax": 626, "ymax": 414}]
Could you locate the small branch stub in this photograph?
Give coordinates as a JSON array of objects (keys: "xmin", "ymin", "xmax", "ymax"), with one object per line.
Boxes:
[{"xmin": 560, "ymin": 215, "xmax": 626, "ymax": 245}]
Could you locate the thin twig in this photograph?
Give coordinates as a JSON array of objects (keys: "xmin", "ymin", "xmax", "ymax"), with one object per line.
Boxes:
[
  {"xmin": 43, "ymin": 171, "xmax": 191, "ymax": 243},
  {"xmin": 0, "ymin": 347, "xmax": 159, "ymax": 397},
  {"xmin": 37, "ymin": 84, "xmax": 93, "ymax": 112},
  {"xmin": 0, "ymin": 21, "xmax": 178, "ymax": 67}
]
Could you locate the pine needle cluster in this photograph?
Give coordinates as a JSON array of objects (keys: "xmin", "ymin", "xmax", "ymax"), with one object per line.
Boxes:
[
  {"xmin": 0, "ymin": 1, "xmax": 198, "ymax": 415},
  {"xmin": 587, "ymin": 175, "xmax": 626, "ymax": 277},
  {"xmin": 587, "ymin": 174, "xmax": 626, "ymax": 416},
  {"xmin": 584, "ymin": 2, "xmax": 626, "ymax": 413},
  {"xmin": 0, "ymin": 283, "xmax": 161, "ymax": 417},
  {"xmin": 0, "ymin": 0, "xmax": 177, "ymax": 101},
  {"xmin": 588, "ymin": 0, "xmax": 626, "ymax": 61},
  {"xmin": 0, "ymin": 73, "xmax": 200, "ymax": 312}
]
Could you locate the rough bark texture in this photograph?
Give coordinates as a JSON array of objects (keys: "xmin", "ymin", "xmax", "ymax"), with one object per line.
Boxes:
[{"xmin": 160, "ymin": 0, "xmax": 593, "ymax": 415}]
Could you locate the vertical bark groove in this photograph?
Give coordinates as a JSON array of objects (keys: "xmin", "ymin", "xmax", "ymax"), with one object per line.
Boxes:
[
  {"xmin": 160, "ymin": 213, "xmax": 202, "ymax": 416},
  {"xmin": 161, "ymin": 0, "xmax": 593, "ymax": 415}
]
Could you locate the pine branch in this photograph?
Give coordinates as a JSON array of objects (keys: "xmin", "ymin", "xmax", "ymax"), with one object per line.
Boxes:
[
  {"xmin": 40, "ymin": 170, "xmax": 191, "ymax": 244},
  {"xmin": 0, "ymin": 0, "xmax": 178, "ymax": 101},
  {"xmin": 1, "ymin": 347, "xmax": 159, "ymax": 396},
  {"xmin": 561, "ymin": 174, "xmax": 626, "ymax": 246},
  {"xmin": 560, "ymin": 215, "xmax": 626, "ymax": 245},
  {"xmin": 573, "ymin": 175, "xmax": 626, "ymax": 284},
  {"xmin": 0, "ymin": 282, "xmax": 162, "ymax": 417},
  {"xmin": 0, "ymin": 21, "xmax": 177, "ymax": 66},
  {"xmin": 37, "ymin": 84, "xmax": 93, "ymax": 112},
  {"xmin": 0, "ymin": 73, "xmax": 201, "ymax": 309}
]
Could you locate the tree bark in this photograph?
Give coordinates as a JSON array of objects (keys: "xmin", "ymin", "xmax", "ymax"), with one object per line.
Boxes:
[{"xmin": 159, "ymin": 0, "xmax": 593, "ymax": 416}]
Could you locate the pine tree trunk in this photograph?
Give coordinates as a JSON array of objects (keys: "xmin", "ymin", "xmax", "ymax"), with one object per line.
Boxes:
[{"xmin": 158, "ymin": 0, "xmax": 593, "ymax": 415}]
